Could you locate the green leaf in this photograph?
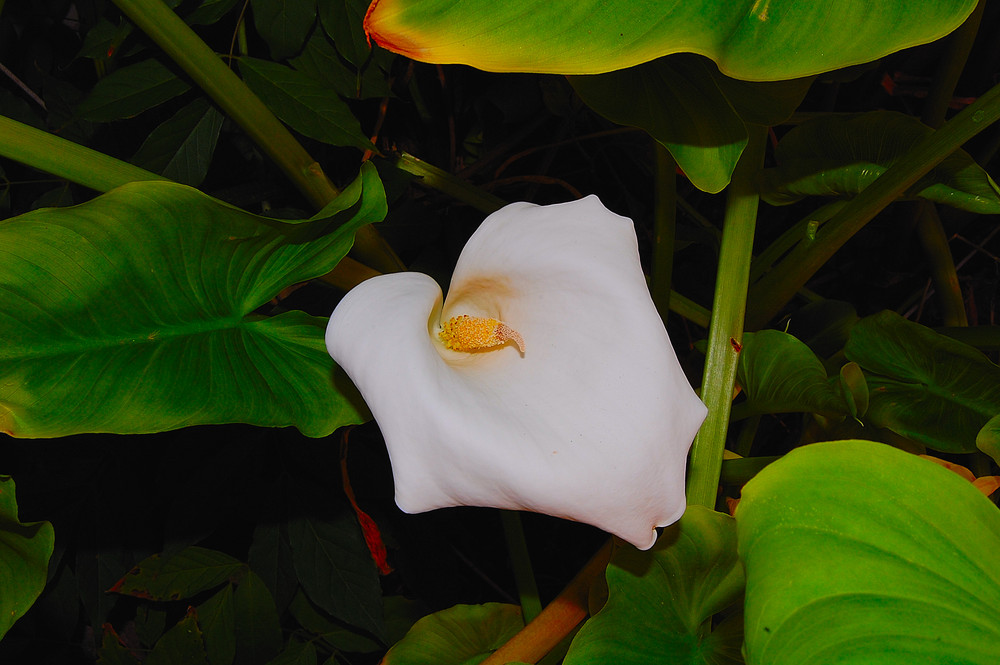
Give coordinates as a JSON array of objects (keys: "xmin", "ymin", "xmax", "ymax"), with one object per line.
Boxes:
[
  {"xmin": 250, "ymin": 0, "xmax": 318, "ymax": 59},
  {"xmin": 77, "ymin": 59, "xmax": 191, "ymax": 122},
  {"xmin": 287, "ymin": 514, "xmax": 385, "ymax": 640},
  {"xmin": 110, "ymin": 547, "xmax": 244, "ymax": 601},
  {"xmin": 239, "ymin": 57, "xmax": 374, "ymax": 150},
  {"xmin": 564, "ymin": 506, "xmax": 744, "ymax": 665},
  {"xmin": 98, "ymin": 625, "xmax": 142, "ymax": 665},
  {"xmin": 977, "ymin": 414, "xmax": 1000, "ymax": 465},
  {"xmin": 759, "ymin": 111, "xmax": 1000, "ymax": 213},
  {"xmin": 130, "ymin": 97, "xmax": 225, "ymax": 187},
  {"xmin": 839, "ymin": 361, "xmax": 869, "ymax": 420},
  {"xmin": 234, "ymin": 570, "xmax": 283, "ymax": 665},
  {"xmin": 569, "ymin": 55, "xmax": 746, "ymax": 194},
  {"xmin": 147, "ymin": 609, "xmax": 211, "ymax": 665},
  {"xmin": 736, "ymin": 330, "xmax": 846, "ymax": 417},
  {"xmin": 265, "ymin": 638, "xmax": 317, "ymax": 665},
  {"xmin": 381, "ymin": 603, "xmax": 524, "ymax": 665},
  {"xmin": 0, "ymin": 163, "xmax": 385, "ymax": 438},
  {"xmin": 0, "ymin": 476, "xmax": 55, "ymax": 641},
  {"xmin": 187, "ymin": 0, "xmax": 243, "ymax": 25},
  {"xmin": 290, "ymin": 30, "xmax": 392, "ymax": 100},
  {"xmin": 318, "ymin": 0, "xmax": 370, "ymax": 67},
  {"xmin": 845, "ymin": 311, "xmax": 1000, "ymax": 452},
  {"xmin": 364, "ymin": 0, "xmax": 976, "ymax": 79},
  {"xmin": 248, "ymin": 518, "xmax": 298, "ymax": 615},
  {"xmin": 737, "ymin": 440, "xmax": 1000, "ymax": 664},
  {"xmin": 197, "ymin": 584, "xmax": 237, "ymax": 665}
]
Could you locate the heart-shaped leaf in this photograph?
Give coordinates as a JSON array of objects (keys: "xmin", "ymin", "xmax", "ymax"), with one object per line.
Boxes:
[
  {"xmin": 364, "ymin": 0, "xmax": 976, "ymax": 80},
  {"xmin": 0, "ymin": 163, "xmax": 385, "ymax": 438},
  {"xmin": 564, "ymin": 506, "xmax": 744, "ymax": 665},
  {"xmin": 845, "ymin": 311, "xmax": 1000, "ymax": 452},
  {"xmin": 759, "ymin": 111, "xmax": 1000, "ymax": 213},
  {"xmin": 737, "ymin": 439, "xmax": 1000, "ymax": 664},
  {"xmin": 0, "ymin": 476, "xmax": 55, "ymax": 641}
]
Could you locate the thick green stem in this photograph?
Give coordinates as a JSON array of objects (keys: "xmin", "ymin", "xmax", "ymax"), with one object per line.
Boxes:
[
  {"xmin": 0, "ymin": 115, "xmax": 165, "ymax": 190},
  {"xmin": 651, "ymin": 143, "xmax": 677, "ymax": 320},
  {"xmin": 746, "ymin": 80, "xmax": 1000, "ymax": 330},
  {"xmin": 110, "ymin": 0, "xmax": 403, "ymax": 273},
  {"xmin": 687, "ymin": 126, "xmax": 767, "ymax": 509}
]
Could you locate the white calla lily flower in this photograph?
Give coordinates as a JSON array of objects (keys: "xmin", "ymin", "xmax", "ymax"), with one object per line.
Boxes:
[{"xmin": 326, "ymin": 196, "xmax": 706, "ymax": 549}]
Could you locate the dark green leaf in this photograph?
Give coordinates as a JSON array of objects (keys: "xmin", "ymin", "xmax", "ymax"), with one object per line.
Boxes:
[
  {"xmin": 737, "ymin": 440, "xmax": 1000, "ymax": 664},
  {"xmin": 570, "ymin": 55, "xmax": 746, "ymax": 194},
  {"xmin": 381, "ymin": 603, "xmax": 523, "ymax": 665},
  {"xmin": 130, "ymin": 97, "xmax": 224, "ymax": 186},
  {"xmin": 187, "ymin": 0, "xmax": 243, "ymax": 25},
  {"xmin": 287, "ymin": 514, "xmax": 385, "ymax": 640},
  {"xmin": 251, "ymin": 0, "xmax": 318, "ymax": 59},
  {"xmin": 290, "ymin": 29, "xmax": 391, "ymax": 100},
  {"xmin": 239, "ymin": 57, "xmax": 374, "ymax": 150},
  {"xmin": 97, "ymin": 625, "xmax": 142, "ymax": 665},
  {"xmin": 249, "ymin": 518, "xmax": 298, "ymax": 615},
  {"xmin": 77, "ymin": 18, "xmax": 133, "ymax": 61},
  {"xmin": 363, "ymin": 0, "xmax": 976, "ymax": 80},
  {"xmin": 0, "ymin": 476, "xmax": 55, "ymax": 641},
  {"xmin": 110, "ymin": 547, "xmax": 244, "ymax": 601},
  {"xmin": 288, "ymin": 589, "xmax": 382, "ymax": 653},
  {"xmin": 736, "ymin": 330, "xmax": 847, "ymax": 417},
  {"xmin": 317, "ymin": 0, "xmax": 370, "ymax": 67},
  {"xmin": 564, "ymin": 506, "xmax": 744, "ymax": 665},
  {"xmin": 839, "ymin": 361, "xmax": 869, "ymax": 420},
  {"xmin": 265, "ymin": 638, "xmax": 317, "ymax": 665},
  {"xmin": 198, "ymin": 585, "xmax": 237, "ymax": 665},
  {"xmin": 146, "ymin": 609, "xmax": 211, "ymax": 665},
  {"xmin": 234, "ymin": 570, "xmax": 283, "ymax": 665},
  {"xmin": 759, "ymin": 111, "xmax": 1000, "ymax": 213},
  {"xmin": 976, "ymin": 414, "xmax": 1000, "ymax": 466},
  {"xmin": 77, "ymin": 59, "xmax": 191, "ymax": 122},
  {"xmin": 0, "ymin": 163, "xmax": 385, "ymax": 438},
  {"xmin": 845, "ymin": 311, "xmax": 1000, "ymax": 452}
]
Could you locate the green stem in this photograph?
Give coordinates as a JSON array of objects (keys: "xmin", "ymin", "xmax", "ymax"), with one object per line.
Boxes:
[
  {"xmin": 651, "ymin": 143, "xmax": 677, "ymax": 320},
  {"xmin": 746, "ymin": 79, "xmax": 1000, "ymax": 330},
  {"xmin": 500, "ymin": 511, "xmax": 542, "ymax": 624},
  {"xmin": 109, "ymin": 0, "xmax": 403, "ymax": 273},
  {"xmin": 0, "ymin": 115, "xmax": 165, "ymax": 190},
  {"xmin": 687, "ymin": 126, "xmax": 767, "ymax": 509}
]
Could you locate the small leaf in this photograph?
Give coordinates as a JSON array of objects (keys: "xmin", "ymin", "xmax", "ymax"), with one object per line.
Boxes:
[
  {"xmin": 759, "ymin": 111, "xmax": 1000, "ymax": 213},
  {"xmin": 146, "ymin": 609, "xmax": 211, "ymax": 665},
  {"xmin": 977, "ymin": 414, "xmax": 1000, "ymax": 465},
  {"xmin": 77, "ymin": 59, "xmax": 191, "ymax": 122},
  {"xmin": 570, "ymin": 55, "xmax": 746, "ymax": 194},
  {"xmin": 287, "ymin": 514, "xmax": 385, "ymax": 640},
  {"xmin": 839, "ymin": 361, "xmax": 869, "ymax": 420},
  {"xmin": 0, "ymin": 476, "xmax": 55, "ymax": 641},
  {"xmin": 110, "ymin": 547, "xmax": 244, "ymax": 601},
  {"xmin": 187, "ymin": 0, "xmax": 243, "ymax": 25},
  {"xmin": 736, "ymin": 330, "xmax": 846, "ymax": 417},
  {"xmin": 197, "ymin": 585, "xmax": 237, "ymax": 665},
  {"xmin": 381, "ymin": 603, "xmax": 523, "ymax": 665},
  {"xmin": 234, "ymin": 570, "xmax": 283, "ymax": 665},
  {"xmin": 564, "ymin": 506, "xmax": 745, "ymax": 665},
  {"xmin": 239, "ymin": 57, "xmax": 373, "ymax": 150},
  {"xmin": 250, "ymin": 0, "xmax": 317, "ymax": 59},
  {"xmin": 97, "ymin": 624, "xmax": 142, "ymax": 665},
  {"xmin": 130, "ymin": 97, "xmax": 225, "ymax": 186},
  {"xmin": 845, "ymin": 310, "xmax": 1000, "ymax": 452},
  {"xmin": 318, "ymin": 0, "xmax": 370, "ymax": 67},
  {"xmin": 737, "ymin": 440, "xmax": 1000, "ymax": 664}
]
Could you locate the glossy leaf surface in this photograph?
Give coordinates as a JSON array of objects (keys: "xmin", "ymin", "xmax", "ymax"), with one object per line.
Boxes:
[
  {"xmin": 738, "ymin": 440, "xmax": 1000, "ymax": 664},
  {"xmin": 381, "ymin": 603, "xmax": 523, "ymax": 665},
  {"xmin": 364, "ymin": 0, "xmax": 976, "ymax": 80},
  {"xmin": 564, "ymin": 506, "xmax": 744, "ymax": 665},
  {"xmin": 0, "ymin": 476, "xmax": 55, "ymax": 641},
  {"xmin": 759, "ymin": 111, "xmax": 1000, "ymax": 212},
  {"xmin": 0, "ymin": 164, "xmax": 385, "ymax": 438},
  {"xmin": 845, "ymin": 311, "xmax": 1000, "ymax": 452}
]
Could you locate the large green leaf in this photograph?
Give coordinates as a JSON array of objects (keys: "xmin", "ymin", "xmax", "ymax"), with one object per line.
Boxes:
[
  {"xmin": 564, "ymin": 506, "xmax": 744, "ymax": 665},
  {"xmin": 0, "ymin": 163, "xmax": 385, "ymax": 438},
  {"xmin": 363, "ymin": 0, "xmax": 976, "ymax": 80},
  {"xmin": 381, "ymin": 603, "xmax": 524, "ymax": 665},
  {"xmin": 0, "ymin": 476, "xmax": 55, "ymax": 641},
  {"xmin": 737, "ymin": 440, "xmax": 1000, "ymax": 664},
  {"xmin": 759, "ymin": 111, "xmax": 1000, "ymax": 213},
  {"xmin": 735, "ymin": 330, "xmax": 847, "ymax": 418},
  {"xmin": 570, "ymin": 54, "xmax": 811, "ymax": 193},
  {"xmin": 845, "ymin": 311, "xmax": 1000, "ymax": 453}
]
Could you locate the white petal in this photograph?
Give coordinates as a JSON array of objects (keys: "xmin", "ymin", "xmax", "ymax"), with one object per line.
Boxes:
[{"xmin": 327, "ymin": 196, "xmax": 706, "ymax": 549}]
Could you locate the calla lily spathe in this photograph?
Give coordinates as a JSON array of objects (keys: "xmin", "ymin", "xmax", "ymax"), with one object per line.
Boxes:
[{"xmin": 326, "ymin": 196, "xmax": 706, "ymax": 549}]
